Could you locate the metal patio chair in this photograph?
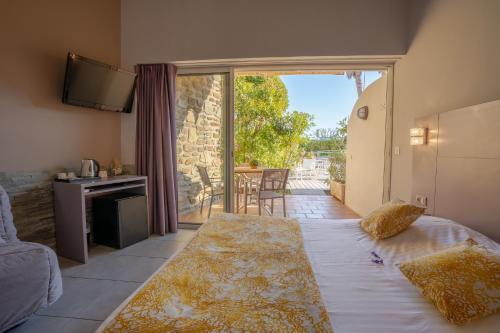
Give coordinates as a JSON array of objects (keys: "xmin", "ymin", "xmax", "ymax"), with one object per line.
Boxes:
[
  {"xmin": 197, "ymin": 165, "xmax": 224, "ymax": 218},
  {"xmin": 257, "ymin": 168, "xmax": 289, "ymax": 217}
]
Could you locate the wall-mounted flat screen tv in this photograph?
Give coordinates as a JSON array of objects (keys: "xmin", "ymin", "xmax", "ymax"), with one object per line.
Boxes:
[{"xmin": 62, "ymin": 52, "xmax": 136, "ymax": 113}]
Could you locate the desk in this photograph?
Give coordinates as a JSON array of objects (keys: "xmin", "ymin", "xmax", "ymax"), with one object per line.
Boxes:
[{"xmin": 53, "ymin": 176, "xmax": 148, "ymax": 263}]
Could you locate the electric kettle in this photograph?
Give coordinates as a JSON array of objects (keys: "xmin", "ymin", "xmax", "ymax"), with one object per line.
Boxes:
[{"xmin": 80, "ymin": 159, "xmax": 100, "ymax": 177}]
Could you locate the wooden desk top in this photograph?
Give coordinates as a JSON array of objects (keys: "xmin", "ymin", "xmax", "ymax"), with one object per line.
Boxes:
[
  {"xmin": 54, "ymin": 175, "xmax": 147, "ymax": 188},
  {"xmin": 81, "ymin": 175, "xmax": 146, "ymax": 188}
]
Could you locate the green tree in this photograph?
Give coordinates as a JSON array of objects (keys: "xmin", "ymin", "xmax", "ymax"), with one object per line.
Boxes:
[
  {"xmin": 314, "ymin": 128, "xmax": 336, "ymax": 139},
  {"xmin": 335, "ymin": 117, "xmax": 348, "ymax": 148},
  {"xmin": 234, "ymin": 76, "xmax": 313, "ymax": 168},
  {"xmin": 302, "ymin": 117, "xmax": 348, "ymax": 153},
  {"xmin": 328, "ymin": 151, "xmax": 346, "ymax": 184}
]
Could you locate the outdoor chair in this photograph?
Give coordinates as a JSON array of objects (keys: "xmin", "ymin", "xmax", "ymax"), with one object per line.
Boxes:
[
  {"xmin": 295, "ymin": 158, "xmax": 316, "ymax": 180},
  {"xmin": 197, "ymin": 165, "xmax": 224, "ymax": 218},
  {"xmin": 314, "ymin": 158, "xmax": 330, "ymax": 178},
  {"xmin": 257, "ymin": 168, "xmax": 289, "ymax": 217}
]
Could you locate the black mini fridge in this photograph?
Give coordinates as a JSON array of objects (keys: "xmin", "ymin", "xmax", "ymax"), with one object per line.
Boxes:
[{"xmin": 92, "ymin": 193, "xmax": 148, "ymax": 249}]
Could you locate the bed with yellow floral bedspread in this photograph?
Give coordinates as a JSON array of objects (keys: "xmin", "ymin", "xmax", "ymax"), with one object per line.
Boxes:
[{"xmin": 98, "ymin": 213, "xmax": 333, "ymax": 332}]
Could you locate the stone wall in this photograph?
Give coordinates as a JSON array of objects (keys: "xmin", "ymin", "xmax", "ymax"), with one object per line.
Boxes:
[
  {"xmin": 176, "ymin": 75, "xmax": 224, "ymax": 214},
  {"xmin": 0, "ymin": 169, "xmax": 70, "ymax": 248}
]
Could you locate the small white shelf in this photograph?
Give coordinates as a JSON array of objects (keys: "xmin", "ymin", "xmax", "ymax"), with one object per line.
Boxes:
[{"xmin": 84, "ymin": 184, "xmax": 145, "ymax": 196}]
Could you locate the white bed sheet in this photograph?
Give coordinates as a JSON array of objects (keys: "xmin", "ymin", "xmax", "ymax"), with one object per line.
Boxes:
[{"xmin": 300, "ymin": 216, "xmax": 500, "ymax": 333}]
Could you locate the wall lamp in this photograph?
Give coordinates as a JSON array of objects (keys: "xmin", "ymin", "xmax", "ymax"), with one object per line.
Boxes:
[{"xmin": 410, "ymin": 127, "xmax": 428, "ymax": 145}]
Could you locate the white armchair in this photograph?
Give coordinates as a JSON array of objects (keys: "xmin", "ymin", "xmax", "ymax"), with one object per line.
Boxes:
[{"xmin": 294, "ymin": 158, "xmax": 316, "ymax": 180}]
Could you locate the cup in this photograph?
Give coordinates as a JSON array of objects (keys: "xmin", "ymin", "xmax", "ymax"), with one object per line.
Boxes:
[
  {"xmin": 56, "ymin": 172, "xmax": 67, "ymax": 180},
  {"xmin": 67, "ymin": 172, "xmax": 76, "ymax": 179},
  {"xmin": 98, "ymin": 170, "xmax": 108, "ymax": 178}
]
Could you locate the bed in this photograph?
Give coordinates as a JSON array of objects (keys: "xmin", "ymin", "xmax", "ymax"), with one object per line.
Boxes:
[
  {"xmin": 97, "ymin": 214, "xmax": 499, "ymax": 333},
  {"xmin": 98, "ymin": 100, "xmax": 500, "ymax": 332},
  {"xmin": 302, "ymin": 216, "xmax": 499, "ymax": 333}
]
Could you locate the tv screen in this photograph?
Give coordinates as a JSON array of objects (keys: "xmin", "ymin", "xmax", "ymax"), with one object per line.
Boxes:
[{"xmin": 62, "ymin": 53, "xmax": 136, "ymax": 113}]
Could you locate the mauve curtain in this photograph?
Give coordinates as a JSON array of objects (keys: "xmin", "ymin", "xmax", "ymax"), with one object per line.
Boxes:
[{"xmin": 135, "ymin": 64, "xmax": 178, "ymax": 234}]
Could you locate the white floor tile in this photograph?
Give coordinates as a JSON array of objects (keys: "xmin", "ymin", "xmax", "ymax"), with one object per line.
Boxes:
[
  {"xmin": 62, "ymin": 254, "xmax": 166, "ymax": 282},
  {"xmin": 16, "ymin": 232, "xmax": 196, "ymax": 332},
  {"xmin": 110, "ymin": 239, "xmax": 187, "ymax": 258},
  {"xmin": 9, "ymin": 315, "xmax": 101, "ymax": 333},
  {"xmin": 150, "ymin": 229, "xmax": 197, "ymax": 242},
  {"xmin": 36, "ymin": 277, "xmax": 140, "ymax": 321}
]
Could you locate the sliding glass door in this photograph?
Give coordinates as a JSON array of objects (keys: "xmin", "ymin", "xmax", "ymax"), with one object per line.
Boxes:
[
  {"xmin": 175, "ymin": 62, "xmax": 394, "ymax": 225},
  {"xmin": 176, "ymin": 73, "xmax": 231, "ymax": 224}
]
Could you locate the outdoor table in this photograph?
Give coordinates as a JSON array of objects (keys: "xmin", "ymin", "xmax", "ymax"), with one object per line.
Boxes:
[
  {"xmin": 234, "ymin": 167, "xmax": 263, "ymax": 213},
  {"xmin": 234, "ymin": 166, "xmax": 263, "ymax": 174}
]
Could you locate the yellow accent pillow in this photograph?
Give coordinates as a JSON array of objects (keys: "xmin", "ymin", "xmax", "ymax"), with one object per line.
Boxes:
[
  {"xmin": 399, "ymin": 241, "xmax": 500, "ymax": 325},
  {"xmin": 360, "ymin": 200, "xmax": 425, "ymax": 239}
]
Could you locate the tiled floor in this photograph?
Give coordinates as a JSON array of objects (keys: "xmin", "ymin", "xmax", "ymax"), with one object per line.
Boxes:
[
  {"xmin": 286, "ymin": 195, "xmax": 359, "ymax": 219},
  {"xmin": 287, "ymin": 179, "xmax": 329, "ymax": 190},
  {"xmin": 180, "ymin": 194, "xmax": 359, "ymax": 223},
  {"xmin": 9, "ymin": 230, "xmax": 198, "ymax": 333},
  {"xmin": 11, "ymin": 196, "xmax": 358, "ymax": 333}
]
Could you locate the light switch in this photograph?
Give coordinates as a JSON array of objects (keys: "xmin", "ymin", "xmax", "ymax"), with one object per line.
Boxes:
[
  {"xmin": 416, "ymin": 195, "xmax": 427, "ymax": 207},
  {"xmin": 394, "ymin": 146, "xmax": 400, "ymax": 156}
]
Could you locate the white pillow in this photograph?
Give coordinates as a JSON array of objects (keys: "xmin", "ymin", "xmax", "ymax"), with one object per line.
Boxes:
[{"xmin": 357, "ymin": 215, "xmax": 499, "ymax": 264}]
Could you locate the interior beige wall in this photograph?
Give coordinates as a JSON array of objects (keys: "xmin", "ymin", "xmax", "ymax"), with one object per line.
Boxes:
[
  {"xmin": 121, "ymin": 0, "xmax": 409, "ymax": 65},
  {"xmin": 391, "ymin": 0, "xmax": 500, "ymax": 201},
  {"xmin": 119, "ymin": 0, "xmax": 500, "ymax": 198},
  {"xmin": 0, "ymin": 0, "xmax": 121, "ymax": 172},
  {"xmin": 345, "ymin": 75, "xmax": 387, "ymax": 216},
  {"xmin": 411, "ymin": 100, "xmax": 500, "ymax": 241},
  {"xmin": 120, "ymin": 0, "xmax": 410, "ymax": 164}
]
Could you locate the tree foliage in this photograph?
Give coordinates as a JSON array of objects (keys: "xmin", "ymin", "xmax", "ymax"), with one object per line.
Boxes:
[
  {"xmin": 314, "ymin": 128, "xmax": 337, "ymax": 139},
  {"xmin": 234, "ymin": 76, "xmax": 314, "ymax": 168},
  {"xmin": 328, "ymin": 151, "xmax": 346, "ymax": 184},
  {"xmin": 302, "ymin": 118, "xmax": 348, "ymax": 153}
]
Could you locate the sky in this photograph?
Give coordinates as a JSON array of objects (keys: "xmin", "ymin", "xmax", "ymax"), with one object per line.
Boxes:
[{"xmin": 280, "ymin": 71, "xmax": 382, "ymax": 135}]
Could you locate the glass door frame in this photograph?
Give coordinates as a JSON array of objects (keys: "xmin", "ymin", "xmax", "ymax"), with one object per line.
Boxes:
[
  {"xmin": 176, "ymin": 67, "xmax": 236, "ymax": 213},
  {"xmin": 177, "ymin": 57, "xmax": 397, "ymax": 213}
]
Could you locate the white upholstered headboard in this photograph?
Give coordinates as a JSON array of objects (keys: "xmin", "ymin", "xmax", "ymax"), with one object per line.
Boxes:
[{"xmin": 412, "ymin": 100, "xmax": 500, "ymax": 242}]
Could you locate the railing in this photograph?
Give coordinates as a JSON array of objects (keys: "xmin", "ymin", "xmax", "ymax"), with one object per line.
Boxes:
[{"xmin": 311, "ymin": 150, "xmax": 341, "ymax": 158}]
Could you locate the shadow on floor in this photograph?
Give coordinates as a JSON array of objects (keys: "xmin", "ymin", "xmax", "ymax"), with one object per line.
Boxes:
[{"xmin": 179, "ymin": 194, "xmax": 359, "ymax": 223}]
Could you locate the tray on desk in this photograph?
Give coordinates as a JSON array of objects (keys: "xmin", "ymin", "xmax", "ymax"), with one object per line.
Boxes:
[{"xmin": 54, "ymin": 177, "xmax": 101, "ymax": 183}]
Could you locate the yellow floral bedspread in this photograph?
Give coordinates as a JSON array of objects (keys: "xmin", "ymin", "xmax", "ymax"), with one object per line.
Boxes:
[{"xmin": 100, "ymin": 213, "xmax": 333, "ymax": 332}]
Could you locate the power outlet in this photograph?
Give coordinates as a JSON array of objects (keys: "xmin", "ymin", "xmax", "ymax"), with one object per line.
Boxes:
[{"xmin": 416, "ymin": 195, "xmax": 427, "ymax": 207}]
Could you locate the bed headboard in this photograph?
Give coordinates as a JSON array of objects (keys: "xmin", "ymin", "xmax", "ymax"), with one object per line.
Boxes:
[{"xmin": 412, "ymin": 100, "xmax": 500, "ymax": 242}]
